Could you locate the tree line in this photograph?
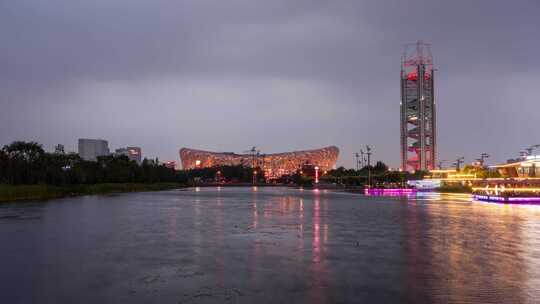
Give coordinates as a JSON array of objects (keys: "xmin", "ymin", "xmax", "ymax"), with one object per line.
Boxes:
[
  {"xmin": 0, "ymin": 141, "xmax": 431, "ymax": 187},
  {"xmin": 319, "ymin": 161, "xmax": 424, "ymax": 187},
  {"xmin": 0, "ymin": 141, "xmax": 268, "ymax": 186},
  {"xmin": 181, "ymin": 165, "xmax": 266, "ymax": 184},
  {"xmin": 0, "ymin": 141, "xmax": 183, "ymax": 185}
]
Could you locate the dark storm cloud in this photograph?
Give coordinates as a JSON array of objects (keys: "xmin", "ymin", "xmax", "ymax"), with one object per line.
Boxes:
[{"xmin": 1, "ymin": 0, "xmax": 539, "ymax": 167}]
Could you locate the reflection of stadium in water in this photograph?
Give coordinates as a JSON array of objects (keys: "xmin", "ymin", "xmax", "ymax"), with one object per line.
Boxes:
[{"xmin": 180, "ymin": 146, "xmax": 339, "ymax": 178}]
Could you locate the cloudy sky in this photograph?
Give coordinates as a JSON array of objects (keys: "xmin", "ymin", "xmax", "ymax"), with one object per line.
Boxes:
[{"xmin": 1, "ymin": 0, "xmax": 539, "ymax": 168}]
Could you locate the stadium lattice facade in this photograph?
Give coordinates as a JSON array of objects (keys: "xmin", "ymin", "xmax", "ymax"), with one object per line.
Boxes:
[{"xmin": 180, "ymin": 146, "xmax": 339, "ymax": 178}]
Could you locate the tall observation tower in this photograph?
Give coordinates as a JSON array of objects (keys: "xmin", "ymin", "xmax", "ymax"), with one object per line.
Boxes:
[{"xmin": 400, "ymin": 41, "xmax": 436, "ymax": 172}]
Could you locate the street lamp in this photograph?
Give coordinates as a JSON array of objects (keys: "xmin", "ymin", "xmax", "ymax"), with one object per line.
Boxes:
[
  {"xmin": 477, "ymin": 153, "xmax": 489, "ymax": 167},
  {"xmin": 437, "ymin": 160, "xmax": 447, "ymax": 170},
  {"xmin": 366, "ymin": 145, "xmax": 372, "ymax": 187},
  {"xmin": 454, "ymin": 157, "xmax": 465, "ymax": 171}
]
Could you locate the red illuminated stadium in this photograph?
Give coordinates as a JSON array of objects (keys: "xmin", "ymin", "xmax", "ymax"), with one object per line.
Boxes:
[{"xmin": 180, "ymin": 146, "xmax": 339, "ymax": 178}]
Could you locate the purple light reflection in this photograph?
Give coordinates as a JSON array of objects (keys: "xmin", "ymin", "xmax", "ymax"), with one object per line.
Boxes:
[
  {"xmin": 364, "ymin": 188, "xmax": 417, "ymax": 196},
  {"xmin": 473, "ymin": 195, "xmax": 540, "ymax": 205}
]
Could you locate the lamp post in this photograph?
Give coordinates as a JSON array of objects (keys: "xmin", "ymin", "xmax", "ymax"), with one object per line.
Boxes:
[
  {"xmin": 315, "ymin": 166, "xmax": 319, "ymax": 184},
  {"xmin": 454, "ymin": 157, "xmax": 465, "ymax": 171},
  {"xmin": 437, "ymin": 160, "xmax": 447, "ymax": 170},
  {"xmin": 525, "ymin": 144, "xmax": 540, "ymax": 156},
  {"xmin": 366, "ymin": 145, "xmax": 372, "ymax": 187},
  {"xmin": 478, "ymin": 153, "xmax": 489, "ymax": 167}
]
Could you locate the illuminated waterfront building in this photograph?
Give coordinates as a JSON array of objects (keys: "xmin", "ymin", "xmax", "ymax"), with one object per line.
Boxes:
[
  {"xmin": 115, "ymin": 147, "xmax": 142, "ymax": 164},
  {"xmin": 491, "ymin": 155, "xmax": 540, "ymax": 178},
  {"xmin": 180, "ymin": 146, "xmax": 339, "ymax": 178},
  {"xmin": 400, "ymin": 41, "xmax": 437, "ymax": 171}
]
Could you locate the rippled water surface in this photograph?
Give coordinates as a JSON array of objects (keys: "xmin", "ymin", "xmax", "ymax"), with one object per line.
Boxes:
[{"xmin": 1, "ymin": 187, "xmax": 540, "ymax": 303}]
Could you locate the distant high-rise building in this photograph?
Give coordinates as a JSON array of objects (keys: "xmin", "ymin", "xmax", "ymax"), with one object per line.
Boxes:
[
  {"xmin": 115, "ymin": 147, "xmax": 142, "ymax": 164},
  {"xmin": 78, "ymin": 139, "xmax": 110, "ymax": 161},
  {"xmin": 400, "ymin": 41, "xmax": 437, "ymax": 172},
  {"xmin": 54, "ymin": 144, "xmax": 65, "ymax": 154}
]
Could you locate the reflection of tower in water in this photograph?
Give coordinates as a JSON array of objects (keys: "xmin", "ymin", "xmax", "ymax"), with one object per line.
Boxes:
[{"xmin": 404, "ymin": 199, "xmax": 529, "ymax": 303}]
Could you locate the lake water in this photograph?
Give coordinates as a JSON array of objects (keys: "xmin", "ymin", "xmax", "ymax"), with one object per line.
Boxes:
[{"xmin": 1, "ymin": 187, "xmax": 540, "ymax": 303}]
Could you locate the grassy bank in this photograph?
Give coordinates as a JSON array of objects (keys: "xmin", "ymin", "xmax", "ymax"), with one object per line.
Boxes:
[{"xmin": 0, "ymin": 183, "xmax": 185, "ymax": 203}]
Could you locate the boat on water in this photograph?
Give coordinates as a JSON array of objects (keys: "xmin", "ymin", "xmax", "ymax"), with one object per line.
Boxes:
[
  {"xmin": 473, "ymin": 194, "xmax": 540, "ymax": 204},
  {"xmin": 472, "ymin": 183, "xmax": 540, "ymax": 204}
]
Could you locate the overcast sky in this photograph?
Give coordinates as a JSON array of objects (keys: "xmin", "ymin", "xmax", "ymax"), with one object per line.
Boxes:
[{"xmin": 1, "ymin": 0, "xmax": 539, "ymax": 168}]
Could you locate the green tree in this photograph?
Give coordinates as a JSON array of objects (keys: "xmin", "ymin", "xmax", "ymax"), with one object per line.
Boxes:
[{"xmin": 2, "ymin": 141, "xmax": 45, "ymax": 184}]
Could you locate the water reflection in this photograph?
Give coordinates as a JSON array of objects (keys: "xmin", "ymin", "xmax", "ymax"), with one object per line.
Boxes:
[
  {"xmin": 299, "ymin": 198, "xmax": 305, "ymax": 252},
  {"xmin": 309, "ymin": 191, "xmax": 329, "ymax": 303},
  {"xmin": 184, "ymin": 187, "xmax": 540, "ymax": 303},
  {"xmin": 404, "ymin": 196, "xmax": 539, "ymax": 303},
  {"xmin": 192, "ymin": 198, "xmax": 202, "ymax": 256},
  {"xmin": 252, "ymin": 197, "xmax": 258, "ymax": 230},
  {"xmin": 313, "ymin": 195, "xmax": 321, "ymax": 263},
  {"xmin": 1, "ymin": 187, "xmax": 539, "ymax": 303}
]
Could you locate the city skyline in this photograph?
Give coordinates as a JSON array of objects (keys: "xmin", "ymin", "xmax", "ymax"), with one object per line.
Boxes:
[{"xmin": 1, "ymin": 1, "xmax": 539, "ymax": 168}]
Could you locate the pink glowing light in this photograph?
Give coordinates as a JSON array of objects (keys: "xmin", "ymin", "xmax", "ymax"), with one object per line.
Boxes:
[
  {"xmin": 473, "ymin": 195, "xmax": 540, "ymax": 204},
  {"xmin": 364, "ymin": 188, "xmax": 417, "ymax": 196}
]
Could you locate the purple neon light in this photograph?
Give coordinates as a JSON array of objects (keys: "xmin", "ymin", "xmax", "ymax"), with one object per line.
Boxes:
[
  {"xmin": 473, "ymin": 194, "xmax": 540, "ymax": 204},
  {"xmin": 508, "ymin": 197, "xmax": 540, "ymax": 202},
  {"xmin": 365, "ymin": 188, "xmax": 416, "ymax": 195}
]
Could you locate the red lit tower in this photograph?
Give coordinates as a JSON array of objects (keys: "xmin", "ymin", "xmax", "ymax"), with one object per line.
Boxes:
[{"xmin": 400, "ymin": 41, "xmax": 436, "ymax": 171}]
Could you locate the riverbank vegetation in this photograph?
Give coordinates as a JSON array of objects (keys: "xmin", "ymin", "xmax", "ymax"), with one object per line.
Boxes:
[
  {"xmin": 0, "ymin": 141, "xmax": 187, "ymax": 202},
  {"xmin": 0, "ymin": 141, "xmax": 185, "ymax": 185},
  {"xmin": 182, "ymin": 165, "xmax": 266, "ymax": 184},
  {"xmin": 314, "ymin": 162, "xmax": 424, "ymax": 187},
  {"xmin": 1, "ymin": 141, "xmax": 480, "ymax": 201}
]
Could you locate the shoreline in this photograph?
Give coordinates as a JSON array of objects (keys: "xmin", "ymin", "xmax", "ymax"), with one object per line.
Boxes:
[
  {"xmin": 190, "ymin": 183, "xmax": 285, "ymax": 187},
  {"xmin": 0, "ymin": 183, "xmax": 186, "ymax": 203},
  {"xmin": 1, "ymin": 183, "xmax": 475, "ymax": 203}
]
